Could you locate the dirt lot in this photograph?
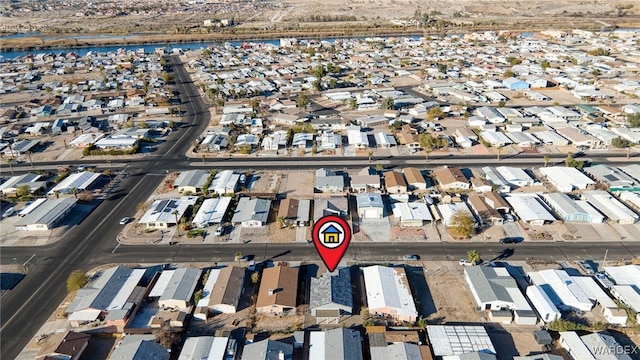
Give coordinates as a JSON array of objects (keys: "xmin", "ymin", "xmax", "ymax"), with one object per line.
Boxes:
[
  {"xmin": 247, "ymin": 171, "xmax": 281, "ymax": 193},
  {"xmin": 278, "ymin": 171, "xmax": 315, "ymax": 198},
  {"xmin": 421, "ymin": 261, "xmax": 480, "ymax": 323}
]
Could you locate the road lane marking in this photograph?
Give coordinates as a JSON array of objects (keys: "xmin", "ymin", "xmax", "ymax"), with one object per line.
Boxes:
[
  {"xmin": 23, "ymin": 254, "xmax": 36, "ymax": 266},
  {"xmin": 112, "ymin": 243, "xmax": 121, "ymax": 253}
]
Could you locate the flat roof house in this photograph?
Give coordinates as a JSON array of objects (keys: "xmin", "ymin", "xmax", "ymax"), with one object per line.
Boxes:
[
  {"xmin": 494, "ymin": 166, "xmax": 538, "ymax": 188},
  {"xmin": 309, "ymin": 328, "xmax": 363, "ymax": 360},
  {"xmin": 433, "ymin": 167, "xmax": 470, "ymax": 190},
  {"xmin": 195, "ymin": 266, "xmax": 245, "ymax": 317},
  {"xmin": 0, "ymin": 173, "xmax": 46, "ymax": 196},
  {"xmin": 528, "ymin": 269, "xmax": 593, "ymax": 312},
  {"xmin": 231, "ymin": 197, "xmax": 272, "ymax": 227},
  {"xmin": 505, "ymin": 194, "xmax": 556, "ymax": 226},
  {"xmin": 139, "ymin": 197, "xmax": 196, "ymax": 229},
  {"xmin": 109, "ymin": 334, "xmax": 169, "ymax": 360},
  {"xmin": 178, "ymin": 336, "xmax": 230, "ymax": 360},
  {"xmin": 208, "ymin": 170, "xmax": 240, "ymax": 195},
  {"xmin": 483, "ymin": 192, "xmax": 511, "ymax": 213},
  {"xmin": 402, "ymin": 167, "xmax": 427, "ymax": 190},
  {"xmin": 277, "ymin": 198, "xmax": 311, "ymax": 227},
  {"xmin": 314, "ymin": 196, "xmax": 348, "ymax": 221},
  {"xmin": 392, "ymin": 202, "xmax": 433, "ymax": 226},
  {"xmin": 356, "ymin": 193, "xmax": 385, "ymax": 219},
  {"xmin": 47, "ymin": 171, "xmax": 102, "ymax": 195},
  {"xmin": 173, "ymin": 170, "xmax": 210, "ymax": 194},
  {"xmin": 437, "ymin": 202, "xmax": 476, "ymax": 227},
  {"xmin": 384, "ymin": 171, "xmax": 408, "ymax": 194},
  {"xmin": 427, "ymin": 325, "xmax": 496, "ymax": 358},
  {"xmin": 584, "ymin": 165, "xmax": 638, "ymax": 190},
  {"xmin": 316, "ymin": 168, "xmax": 345, "ymax": 193},
  {"xmin": 150, "ymin": 268, "xmax": 202, "ymax": 312},
  {"xmin": 36, "ymin": 331, "xmax": 90, "ymax": 360},
  {"xmin": 582, "ymin": 190, "xmax": 638, "ymax": 224},
  {"xmin": 555, "ymin": 127, "xmax": 602, "ymax": 149},
  {"xmin": 192, "ymin": 197, "xmax": 232, "ymax": 228},
  {"xmin": 256, "ymin": 264, "xmax": 298, "ymax": 315},
  {"xmin": 362, "ymin": 265, "xmax": 417, "ymax": 322},
  {"xmin": 526, "ymin": 285, "xmax": 561, "ymax": 323},
  {"xmin": 14, "ymin": 198, "xmax": 77, "ymax": 231},
  {"xmin": 310, "ymin": 267, "xmax": 353, "ymax": 320},
  {"xmin": 241, "ymin": 339, "xmax": 293, "ymax": 360},
  {"xmin": 538, "ymin": 166, "xmax": 595, "ymax": 193},
  {"xmin": 540, "ymin": 193, "xmax": 604, "ymax": 224}
]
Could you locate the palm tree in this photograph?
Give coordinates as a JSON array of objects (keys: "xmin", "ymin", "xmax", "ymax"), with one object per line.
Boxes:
[
  {"xmin": 171, "ymin": 210, "xmax": 181, "ymax": 237},
  {"xmin": 276, "ymin": 216, "xmax": 286, "ymax": 228},
  {"xmin": 543, "ymin": 155, "xmax": 550, "ymax": 167},
  {"xmin": 496, "ymin": 145, "xmax": 503, "ymax": 161},
  {"xmin": 6, "ymin": 158, "xmax": 14, "ymax": 176},
  {"xmin": 234, "ymin": 251, "xmax": 242, "ymax": 264},
  {"xmin": 26, "ymin": 151, "xmax": 34, "ymax": 168},
  {"xmin": 467, "ymin": 250, "xmax": 481, "ymax": 265},
  {"xmin": 201, "ymin": 154, "xmax": 206, "ymax": 164},
  {"xmin": 367, "ymin": 151, "xmax": 374, "ymax": 163},
  {"xmin": 71, "ymin": 187, "xmax": 78, "ymax": 199},
  {"xmin": 425, "ymin": 148, "xmax": 432, "ymax": 161},
  {"xmin": 54, "ymin": 190, "xmax": 60, "ymax": 199}
]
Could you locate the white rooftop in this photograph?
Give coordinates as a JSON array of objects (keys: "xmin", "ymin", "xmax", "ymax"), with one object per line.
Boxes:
[{"xmin": 362, "ymin": 265, "xmax": 417, "ymax": 321}]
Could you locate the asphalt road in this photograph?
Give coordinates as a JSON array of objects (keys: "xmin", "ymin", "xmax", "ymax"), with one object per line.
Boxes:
[{"xmin": 0, "ymin": 56, "xmax": 639, "ymax": 360}]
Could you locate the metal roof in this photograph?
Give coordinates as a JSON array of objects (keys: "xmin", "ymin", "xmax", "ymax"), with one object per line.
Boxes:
[
  {"xmin": 158, "ymin": 268, "xmax": 201, "ymax": 304},
  {"xmin": 178, "ymin": 336, "xmax": 229, "ymax": 360},
  {"xmin": 231, "ymin": 197, "xmax": 272, "ymax": 224},
  {"xmin": 192, "ymin": 197, "xmax": 231, "ymax": 227},
  {"xmin": 48, "ymin": 171, "xmax": 101, "ymax": 194},
  {"xmin": 356, "ymin": 193, "xmax": 384, "ymax": 208},
  {"xmin": 427, "ymin": 325, "xmax": 496, "ymax": 356},
  {"xmin": 309, "ymin": 328, "xmax": 363, "ymax": 360},
  {"xmin": 362, "ymin": 265, "xmax": 417, "ymax": 320},
  {"xmin": 110, "ymin": 335, "xmax": 169, "ymax": 360},
  {"xmin": 15, "ymin": 198, "xmax": 77, "ymax": 228},
  {"xmin": 240, "ymin": 339, "xmax": 292, "ymax": 360},
  {"xmin": 465, "ymin": 266, "xmax": 517, "ymax": 305},
  {"xmin": 173, "ymin": 170, "xmax": 210, "ymax": 189}
]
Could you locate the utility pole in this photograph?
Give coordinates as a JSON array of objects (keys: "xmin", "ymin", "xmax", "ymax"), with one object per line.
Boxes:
[{"xmin": 603, "ymin": 249, "xmax": 608, "ymax": 268}]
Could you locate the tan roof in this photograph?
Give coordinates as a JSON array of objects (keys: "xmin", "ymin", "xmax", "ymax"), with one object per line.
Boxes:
[
  {"xmin": 208, "ymin": 266, "xmax": 246, "ymax": 308},
  {"xmin": 277, "ymin": 198, "xmax": 299, "ymax": 219},
  {"xmin": 433, "ymin": 167, "xmax": 468, "ymax": 186},
  {"xmin": 484, "ymin": 191, "xmax": 510, "ymax": 210},
  {"xmin": 396, "ymin": 125, "xmax": 418, "ymax": 145},
  {"xmin": 402, "ymin": 168, "xmax": 425, "ymax": 185},
  {"xmin": 467, "ymin": 193, "xmax": 502, "ymax": 221},
  {"xmin": 256, "ymin": 264, "xmax": 298, "ymax": 309},
  {"xmin": 384, "ymin": 171, "xmax": 407, "ymax": 189}
]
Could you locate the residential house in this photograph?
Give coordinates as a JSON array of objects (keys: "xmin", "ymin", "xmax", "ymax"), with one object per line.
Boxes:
[
  {"xmin": 138, "ymin": 197, "xmax": 196, "ymax": 229},
  {"xmin": 437, "ymin": 202, "xmax": 476, "ymax": 227},
  {"xmin": 310, "ymin": 268, "xmax": 353, "ymax": 321},
  {"xmin": 208, "ymin": 170, "xmax": 240, "ymax": 195},
  {"xmin": 433, "ymin": 167, "xmax": 470, "ymax": 190},
  {"xmin": 109, "ymin": 335, "xmax": 169, "ymax": 360},
  {"xmin": 231, "ymin": 197, "xmax": 272, "ymax": 227},
  {"xmin": 195, "ymin": 266, "xmax": 245, "ymax": 317},
  {"xmin": 150, "ymin": 268, "xmax": 202, "ymax": 312},
  {"xmin": 173, "ymin": 170, "xmax": 210, "ymax": 194},
  {"xmin": 384, "ymin": 171, "xmax": 408, "ymax": 194},
  {"xmin": 402, "ymin": 167, "xmax": 427, "ymax": 190},
  {"xmin": 277, "ymin": 198, "xmax": 311, "ymax": 227},
  {"xmin": 315, "ymin": 168, "xmax": 345, "ymax": 193},
  {"xmin": 538, "ymin": 166, "xmax": 595, "ymax": 193},
  {"xmin": 356, "ymin": 193, "xmax": 385, "ymax": 219},
  {"xmin": 350, "ymin": 167, "xmax": 381, "ymax": 193},
  {"xmin": 396, "ymin": 125, "xmax": 420, "ymax": 150},
  {"xmin": 504, "ymin": 194, "xmax": 556, "ymax": 226},
  {"xmin": 582, "ymin": 190, "xmax": 638, "ymax": 224},
  {"xmin": 255, "ymin": 264, "xmax": 298, "ymax": 315},
  {"xmin": 464, "ymin": 266, "xmax": 537, "ymax": 325},
  {"xmin": 309, "ymin": 328, "xmax": 363, "ymax": 360},
  {"xmin": 178, "ymin": 336, "xmax": 231, "ymax": 360},
  {"xmin": 314, "ymin": 196, "xmax": 348, "ymax": 221},
  {"xmin": 0, "ymin": 173, "xmax": 46, "ymax": 196},
  {"xmin": 540, "ymin": 193, "xmax": 604, "ymax": 223},
  {"xmin": 14, "ymin": 198, "xmax": 78, "ymax": 231},
  {"xmin": 584, "ymin": 165, "xmax": 637, "ymax": 190},
  {"xmin": 241, "ymin": 339, "xmax": 293, "ymax": 360},
  {"xmin": 466, "ymin": 193, "xmax": 503, "ymax": 226},
  {"xmin": 362, "ymin": 265, "xmax": 418, "ymax": 322},
  {"xmin": 36, "ymin": 331, "xmax": 90, "ymax": 360},
  {"xmin": 192, "ymin": 197, "xmax": 232, "ymax": 228},
  {"xmin": 391, "ymin": 202, "xmax": 433, "ymax": 226},
  {"xmin": 483, "ymin": 192, "xmax": 511, "ymax": 214}
]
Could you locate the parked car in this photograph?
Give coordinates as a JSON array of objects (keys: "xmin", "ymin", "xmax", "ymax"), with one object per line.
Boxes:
[
  {"xmin": 119, "ymin": 217, "xmax": 130, "ymax": 225},
  {"xmin": 214, "ymin": 226, "xmax": 225, "ymax": 236},
  {"xmin": 503, "ymin": 213, "xmax": 516, "ymax": 222},
  {"xmin": 77, "ymin": 164, "xmax": 87, "ymax": 172},
  {"xmin": 459, "ymin": 259, "xmax": 472, "ymax": 266},
  {"xmin": 402, "ymin": 255, "xmax": 420, "ymax": 261},
  {"xmin": 239, "ymin": 174, "xmax": 247, "ymax": 184},
  {"xmin": 499, "ymin": 237, "xmax": 522, "ymax": 244},
  {"xmin": 2, "ymin": 207, "xmax": 15, "ymax": 218}
]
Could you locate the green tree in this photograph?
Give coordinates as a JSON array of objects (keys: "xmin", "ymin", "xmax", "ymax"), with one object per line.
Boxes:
[
  {"xmin": 565, "ymin": 152, "xmax": 585, "ymax": 170},
  {"xmin": 627, "ymin": 113, "xmax": 640, "ymax": 128},
  {"xmin": 235, "ymin": 251, "xmax": 242, "ymax": 263},
  {"xmin": 543, "ymin": 155, "xmax": 551, "ymax": 167},
  {"xmin": 451, "ymin": 211, "xmax": 476, "ymax": 239},
  {"xmin": 239, "ymin": 144, "xmax": 252, "ymax": 155},
  {"xmin": 540, "ymin": 60, "xmax": 551, "ymax": 71},
  {"xmin": 547, "ymin": 319, "xmax": 588, "ymax": 331},
  {"xmin": 587, "ymin": 48, "xmax": 610, "ymax": 56},
  {"xmin": 497, "ymin": 100, "xmax": 506, "ymax": 107},
  {"xmin": 193, "ymin": 289, "xmax": 203, "ymax": 304},
  {"xmin": 251, "ymin": 271, "xmax": 260, "ymax": 284},
  {"xmin": 427, "ymin": 107, "xmax": 444, "ymax": 120},
  {"xmin": 375, "ymin": 163, "xmax": 384, "ymax": 173},
  {"xmin": 348, "ymin": 98, "xmax": 357, "ymax": 110},
  {"xmin": 297, "ymin": 92, "xmax": 310, "ymax": 110},
  {"xmin": 172, "ymin": 209, "xmax": 181, "ymax": 237},
  {"xmin": 436, "ymin": 63, "xmax": 447, "ymax": 74},
  {"xmin": 66, "ymin": 269, "xmax": 89, "ymax": 292},
  {"xmin": 381, "ymin": 97, "xmax": 395, "ymax": 110},
  {"xmin": 467, "ymin": 249, "xmax": 481, "ymax": 265},
  {"xmin": 367, "ymin": 151, "xmax": 374, "ymax": 163},
  {"xmin": 16, "ymin": 184, "xmax": 31, "ymax": 198},
  {"xmin": 611, "ymin": 137, "xmax": 630, "ymax": 149},
  {"xmin": 503, "ymin": 70, "xmax": 515, "ymax": 78},
  {"xmin": 276, "ymin": 216, "xmax": 286, "ymax": 228}
]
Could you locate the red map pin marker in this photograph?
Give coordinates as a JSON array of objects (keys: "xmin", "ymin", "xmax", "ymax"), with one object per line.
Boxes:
[{"xmin": 312, "ymin": 215, "xmax": 352, "ymax": 272}]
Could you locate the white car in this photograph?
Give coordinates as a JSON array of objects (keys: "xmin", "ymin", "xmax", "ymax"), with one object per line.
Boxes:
[
  {"xmin": 119, "ymin": 217, "xmax": 130, "ymax": 225},
  {"xmin": 459, "ymin": 259, "xmax": 471, "ymax": 266},
  {"xmin": 2, "ymin": 207, "xmax": 15, "ymax": 218},
  {"xmin": 214, "ymin": 226, "xmax": 225, "ymax": 236}
]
